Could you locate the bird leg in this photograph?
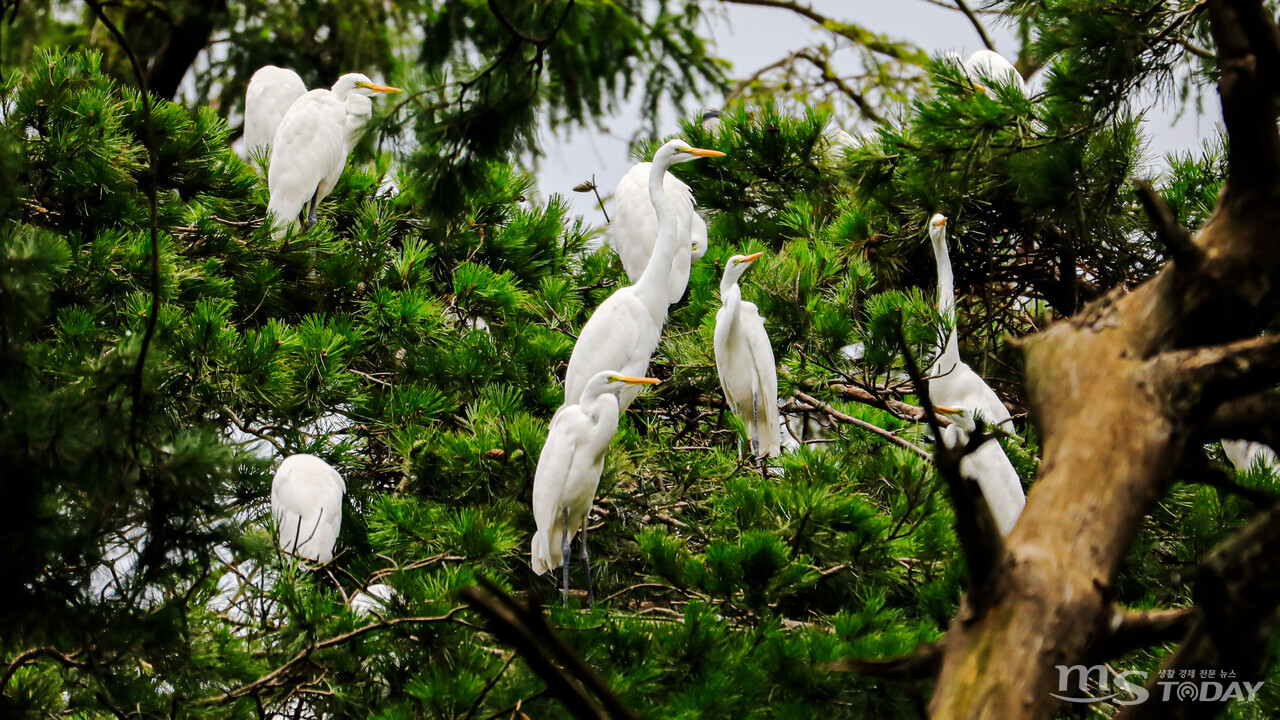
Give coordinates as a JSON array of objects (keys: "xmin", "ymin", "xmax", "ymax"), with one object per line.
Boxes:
[
  {"xmin": 579, "ymin": 521, "xmax": 594, "ymax": 609},
  {"xmin": 750, "ymin": 389, "xmax": 760, "ymax": 458},
  {"xmin": 305, "ymin": 190, "xmax": 321, "ymax": 228},
  {"xmin": 560, "ymin": 507, "xmax": 571, "ymax": 604}
]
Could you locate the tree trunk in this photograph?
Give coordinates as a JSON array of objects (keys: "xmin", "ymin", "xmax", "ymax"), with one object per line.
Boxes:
[
  {"xmin": 146, "ymin": 0, "xmax": 228, "ymax": 100},
  {"xmin": 929, "ymin": 1, "xmax": 1280, "ymax": 717}
]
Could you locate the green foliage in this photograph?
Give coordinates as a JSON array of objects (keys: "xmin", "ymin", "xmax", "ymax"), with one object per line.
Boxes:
[{"xmin": 3, "ymin": 1, "xmax": 1278, "ymax": 717}]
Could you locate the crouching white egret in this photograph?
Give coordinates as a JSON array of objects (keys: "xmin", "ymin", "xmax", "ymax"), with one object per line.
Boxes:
[
  {"xmin": 925, "ymin": 213, "xmax": 1024, "ymax": 533},
  {"xmin": 1223, "ymin": 439, "xmax": 1280, "ymax": 475},
  {"xmin": 266, "ymin": 73, "xmax": 402, "ymax": 238},
  {"xmin": 531, "ymin": 372, "xmax": 660, "ymax": 604},
  {"xmin": 953, "ymin": 49, "xmax": 1026, "ymax": 94},
  {"xmin": 714, "ymin": 252, "xmax": 781, "ymax": 457},
  {"xmin": 606, "ymin": 146, "xmax": 712, "ymax": 305},
  {"xmin": 243, "ymin": 65, "xmax": 307, "ymax": 166},
  {"xmin": 562, "ymin": 139, "xmax": 724, "ymax": 410},
  {"xmin": 935, "ymin": 405, "xmax": 1025, "ymax": 535},
  {"xmin": 272, "ymin": 453, "xmax": 345, "ymax": 563}
]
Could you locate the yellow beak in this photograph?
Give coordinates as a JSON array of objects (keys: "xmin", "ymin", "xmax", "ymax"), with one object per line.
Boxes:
[
  {"xmin": 359, "ymin": 82, "xmax": 404, "ymax": 94},
  {"xmin": 971, "ymin": 83, "xmax": 988, "ymax": 94},
  {"xmin": 934, "ymin": 405, "xmax": 963, "ymax": 415},
  {"xmin": 934, "ymin": 217, "xmax": 948, "ymax": 227},
  {"xmin": 688, "ymin": 147, "xmax": 726, "ymax": 158},
  {"xmin": 621, "ymin": 376, "xmax": 661, "ymax": 385},
  {"xmin": 741, "ymin": 251, "xmax": 764, "ymax": 263}
]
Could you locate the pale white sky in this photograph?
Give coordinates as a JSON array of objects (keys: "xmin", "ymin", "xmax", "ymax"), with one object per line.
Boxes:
[{"xmin": 534, "ymin": 1, "xmax": 1220, "ymax": 222}]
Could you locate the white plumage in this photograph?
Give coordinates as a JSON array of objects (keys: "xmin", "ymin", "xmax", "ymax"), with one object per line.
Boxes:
[
  {"xmin": 266, "ymin": 73, "xmax": 401, "ymax": 238},
  {"xmin": 243, "ymin": 65, "xmax": 307, "ymax": 164},
  {"xmin": 925, "ymin": 213, "xmax": 1025, "ymax": 535},
  {"xmin": 1223, "ymin": 439, "xmax": 1280, "ymax": 474},
  {"xmin": 563, "ymin": 140, "xmax": 724, "ymax": 410},
  {"xmin": 531, "ymin": 371, "xmax": 659, "ymax": 602},
  {"xmin": 956, "ymin": 49, "xmax": 1027, "ymax": 94},
  {"xmin": 606, "ymin": 161, "xmax": 709, "ymax": 304},
  {"xmin": 714, "ymin": 252, "xmax": 781, "ymax": 457},
  {"xmin": 271, "ymin": 453, "xmax": 345, "ymax": 563}
]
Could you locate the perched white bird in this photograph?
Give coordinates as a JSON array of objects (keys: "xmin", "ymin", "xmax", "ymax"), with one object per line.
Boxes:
[
  {"xmin": 271, "ymin": 453, "xmax": 345, "ymax": 563},
  {"xmin": 350, "ymin": 582, "xmax": 396, "ymax": 616},
  {"xmin": 563, "ymin": 139, "xmax": 724, "ymax": 409},
  {"xmin": 531, "ymin": 371, "xmax": 660, "ymax": 602},
  {"xmin": 953, "ymin": 50, "xmax": 1026, "ymax": 94},
  {"xmin": 935, "ymin": 406, "xmax": 1025, "ymax": 535},
  {"xmin": 1222, "ymin": 440, "xmax": 1280, "ymax": 474},
  {"xmin": 266, "ymin": 73, "xmax": 402, "ymax": 237},
  {"xmin": 925, "ymin": 213, "xmax": 1024, "ymax": 534},
  {"xmin": 243, "ymin": 65, "xmax": 307, "ymax": 166},
  {"xmin": 606, "ymin": 153, "xmax": 711, "ymax": 304},
  {"xmin": 714, "ymin": 252, "xmax": 781, "ymax": 457}
]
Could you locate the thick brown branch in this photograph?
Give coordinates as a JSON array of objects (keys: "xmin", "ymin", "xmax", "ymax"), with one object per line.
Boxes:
[
  {"xmin": 1202, "ymin": 392, "xmax": 1280, "ymax": 448},
  {"xmin": 822, "ymin": 640, "xmax": 943, "ymax": 679},
  {"xmin": 1153, "ymin": 333, "xmax": 1280, "ymax": 412},
  {"xmin": 1210, "ymin": 0, "xmax": 1280, "ymax": 194},
  {"xmin": 1132, "ymin": 178, "xmax": 1198, "ymax": 268},
  {"xmin": 1096, "ymin": 607, "xmax": 1196, "ymax": 659},
  {"xmin": 1117, "ymin": 501, "xmax": 1280, "ymax": 720},
  {"xmin": 461, "ymin": 581, "xmax": 640, "ymax": 720}
]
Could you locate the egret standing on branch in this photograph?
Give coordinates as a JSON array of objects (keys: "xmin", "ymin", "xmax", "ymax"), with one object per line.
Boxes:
[
  {"xmin": 272, "ymin": 454, "xmax": 345, "ymax": 563},
  {"xmin": 606, "ymin": 149, "xmax": 711, "ymax": 304},
  {"xmin": 531, "ymin": 372, "xmax": 660, "ymax": 604},
  {"xmin": 562, "ymin": 140, "xmax": 725, "ymax": 410},
  {"xmin": 925, "ymin": 213, "xmax": 1024, "ymax": 534},
  {"xmin": 714, "ymin": 252, "xmax": 781, "ymax": 458},
  {"xmin": 266, "ymin": 73, "xmax": 402, "ymax": 238},
  {"xmin": 243, "ymin": 65, "xmax": 307, "ymax": 167}
]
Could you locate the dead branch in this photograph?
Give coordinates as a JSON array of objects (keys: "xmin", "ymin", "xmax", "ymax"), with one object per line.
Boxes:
[
  {"xmin": 822, "ymin": 640, "xmax": 943, "ymax": 679},
  {"xmin": 461, "ymin": 579, "xmax": 640, "ymax": 720},
  {"xmin": 790, "ymin": 391, "xmax": 931, "ymax": 458},
  {"xmin": 1132, "ymin": 178, "xmax": 1199, "ymax": 268}
]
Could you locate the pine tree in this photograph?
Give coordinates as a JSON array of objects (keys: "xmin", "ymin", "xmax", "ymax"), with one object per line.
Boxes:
[{"xmin": 3, "ymin": 2, "xmax": 1280, "ymax": 720}]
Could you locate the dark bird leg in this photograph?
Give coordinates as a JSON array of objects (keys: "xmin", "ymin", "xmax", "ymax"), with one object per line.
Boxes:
[
  {"xmin": 560, "ymin": 508, "xmax": 571, "ymax": 604},
  {"xmin": 305, "ymin": 189, "xmax": 320, "ymax": 228},
  {"xmin": 579, "ymin": 520, "xmax": 594, "ymax": 608}
]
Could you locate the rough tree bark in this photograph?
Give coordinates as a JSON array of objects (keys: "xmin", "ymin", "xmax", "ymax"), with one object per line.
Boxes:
[{"xmin": 929, "ymin": 1, "xmax": 1280, "ymax": 718}]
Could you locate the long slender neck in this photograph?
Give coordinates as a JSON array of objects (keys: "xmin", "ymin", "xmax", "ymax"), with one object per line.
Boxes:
[
  {"xmin": 634, "ymin": 160, "xmax": 679, "ymax": 314},
  {"xmin": 932, "ymin": 231, "xmax": 959, "ymax": 368},
  {"xmin": 720, "ymin": 274, "xmax": 742, "ymax": 320},
  {"xmin": 584, "ymin": 392, "xmax": 621, "ymax": 445}
]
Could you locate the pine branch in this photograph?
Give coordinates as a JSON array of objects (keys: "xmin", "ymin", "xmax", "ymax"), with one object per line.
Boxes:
[
  {"xmin": 891, "ymin": 316, "xmax": 1004, "ymax": 601},
  {"xmin": 82, "ymin": 0, "xmax": 161, "ymax": 444},
  {"xmin": 1132, "ymin": 178, "xmax": 1199, "ymax": 268},
  {"xmin": 461, "ymin": 579, "xmax": 640, "ymax": 720},
  {"xmin": 790, "ymin": 391, "xmax": 930, "ymax": 458},
  {"xmin": 200, "ymin": 607, "xmax": 466, "ymax": 703},
  {"xmin": 951, "ymin": 0, "xmax": 995, "ymax": 52}
]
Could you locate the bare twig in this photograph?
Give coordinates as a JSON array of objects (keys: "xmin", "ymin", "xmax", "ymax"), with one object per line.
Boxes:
[{"xmin": 791, "ymin": 391, "xmax": 930, "ymax": 459}]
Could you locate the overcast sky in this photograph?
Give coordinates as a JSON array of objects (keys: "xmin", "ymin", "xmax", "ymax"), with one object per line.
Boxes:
[{"xmin": 534, "ymin": 1, "xmax": 1221, "ymax": 223}]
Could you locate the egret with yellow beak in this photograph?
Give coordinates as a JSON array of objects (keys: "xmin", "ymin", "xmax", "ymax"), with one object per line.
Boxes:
[
  {"xmin": 532, "ymin": 372, "xmax": 661, "ymax": 604},
  {"xmin": 266, "ymin": 73, "xmax": 403, "ymax": 237}
]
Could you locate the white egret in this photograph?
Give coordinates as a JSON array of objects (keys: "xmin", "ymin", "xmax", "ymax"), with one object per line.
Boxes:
[
  {"xmin": 266, "ymin": 73, "xmax": 402, "ymax": 238},
  {"xmin": 606, "ymin": 148, "xmax": 712, "ymax": 304},
  {"xmin": 714, "ymin": 252, "xmax": 781, "ymax": 457},
  {"xmin": 935, "ymin": 405, "xmax": 1026, "ymax": 535},
  {"xmin": 1222, "ymin": 439, "xmax": 1280, "ymax": 475},
  {"xmin": 271, "ymin": 453, "xmax": 345, "ymax": 563},
  {"xmin": 954, "ymin": 50, "xmax": 1026, "ymax": 94},
  {"xmin": 243, "ymin": 65, "xmax": 307, "ymax": 165},
  {"xmin": 925, "ymin": 213, "xmax": 1024, "ymax": 534},
  {"xmin": 563, "ymin": 140, "xmax": 724, "ymax": 409},
  {"xmin": 531, "ymin": 371, "xmax": 660, "ymax": 603}
]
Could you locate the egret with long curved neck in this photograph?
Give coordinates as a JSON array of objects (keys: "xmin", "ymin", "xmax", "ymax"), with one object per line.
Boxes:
[
  {"xmin": 925, "ymin": 213, "xmax": 1025, "ymax": 535},
  {"xmin": 714, "ymin": 252, "xmax": 781, "ymax": 457},
  {"xmin": 561, "ymin": 140, "xmax": 725, "ymax": 410},
  {"xmin": 532, "ymin": 371, "xmax": 660, "ymax": 604}
]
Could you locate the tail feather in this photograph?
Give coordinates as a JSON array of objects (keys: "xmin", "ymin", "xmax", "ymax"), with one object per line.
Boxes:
[{"xmin": 530, "ymin": 530, "xmax": 552, "ymax": 575}]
